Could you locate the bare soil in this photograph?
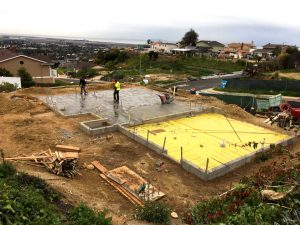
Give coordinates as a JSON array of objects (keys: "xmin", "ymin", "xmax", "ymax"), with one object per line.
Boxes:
[
  {"xmin": 279, "ymin": 72, "xmax": 300, "ymax": 80},
  {"xmin": 0, "ymin": 85, "xmax": 299, "ymax": 224}
]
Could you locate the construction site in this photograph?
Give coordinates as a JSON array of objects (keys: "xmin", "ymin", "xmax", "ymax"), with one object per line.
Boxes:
[{"xmin": 0, "ymin": 83, "xmax": 299, "ymax": 224}]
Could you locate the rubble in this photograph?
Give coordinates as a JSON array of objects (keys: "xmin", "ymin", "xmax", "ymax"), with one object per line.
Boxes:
[{"xmin": 171, "ymin": 212, "xmax": 178, "ymax": 219}]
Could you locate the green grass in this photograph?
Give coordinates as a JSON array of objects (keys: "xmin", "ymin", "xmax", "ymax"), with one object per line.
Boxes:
[
  {"xmin": 116, "ymin": 55, "xmax": 243, "ymax": 78},
  {"xmin": 215, "ymin": 87, "xmax": 300, "ymax": 97},
  {"xmin": 279, "ymin": 68, "xmax": 299, "ymax": 73}
]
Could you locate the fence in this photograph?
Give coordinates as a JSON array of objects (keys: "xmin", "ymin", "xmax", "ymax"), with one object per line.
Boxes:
[
  {"xmin": 225, "ymin": 79, "xmax": 300, "ymax": 92},
  {"xmin": 201, "ymin": 93, "xmax": 256, "ymax": 111}
]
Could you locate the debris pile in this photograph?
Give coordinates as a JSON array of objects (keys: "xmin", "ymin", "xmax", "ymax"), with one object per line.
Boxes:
[{"xmin": 4, "ymin": 145, "xmax": 80, "ymax": 178}]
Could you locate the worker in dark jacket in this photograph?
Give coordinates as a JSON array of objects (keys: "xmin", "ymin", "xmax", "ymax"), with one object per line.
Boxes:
[
  {"xmin": 79, "ymin": 76, "xmax": 87, "ymax": 95},
  {"xmin": 113, "ymin": 79, "xmax": 121, "ymax": 103}
]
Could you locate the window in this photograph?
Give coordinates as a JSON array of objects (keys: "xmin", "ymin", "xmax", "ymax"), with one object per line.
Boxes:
[{"xmin": 20, "ymin": 61, "xmax": 24, "ymax": 65}]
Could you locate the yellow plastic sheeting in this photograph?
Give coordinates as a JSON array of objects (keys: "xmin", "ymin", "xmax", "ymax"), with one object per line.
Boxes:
[{"xmin": 130, "ymin": 113, "xmax": 288, "ymax": 171}]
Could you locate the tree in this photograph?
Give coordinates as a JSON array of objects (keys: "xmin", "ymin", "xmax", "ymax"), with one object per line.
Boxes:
[
  {"xmin": 148, "ymin": 51, "xmax": 158, "ymax": 60},
  {"xmin": 95, "ymin": 49, "xmax": 129, "ymax": 66},
  {"xmin": 284, "ymin": 46, "xmax": 298, "ymax": 55},
  {"xmin": 76, "ymin": 68, "xmax": 97, "ymax": 78},
  {"xmin": 277, "ymin": 47, "xmax": 300, "ymax": 70},
  {"xmin": 180, "ymin": 29, "xmax": 199, "ymax": 46},
  {"xmin": 0, "ymin": 67, "xmax": 13, "ymax": 77},
  {"xmin": 272, "ymin": 46, "xmax": 282, "ymax": 57},
  {"xmin": 17, "ymin": 68, "xmax": 35, "ymax": 88}
]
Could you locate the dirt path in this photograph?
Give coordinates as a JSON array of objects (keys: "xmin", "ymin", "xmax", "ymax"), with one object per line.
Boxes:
[{"xmin": 279, "ymin": 72, "xmax": 300, "ymax": 80}]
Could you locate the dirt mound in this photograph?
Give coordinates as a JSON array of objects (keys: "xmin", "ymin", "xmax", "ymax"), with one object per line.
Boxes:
[{"xmin": 0, "ymin": 94, "xmax": 36, "ymax": 114}]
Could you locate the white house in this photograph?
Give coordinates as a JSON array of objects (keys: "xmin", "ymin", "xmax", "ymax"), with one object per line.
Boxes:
[{"xmin": 149, "ymin": 42, "xmax": 177, "ymax": 53}]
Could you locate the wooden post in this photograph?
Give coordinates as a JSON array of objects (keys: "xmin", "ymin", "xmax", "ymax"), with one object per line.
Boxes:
[
  {"xmin": 147, "ymin": 130, "xmax": 149, "ymax": 144},
  {"xmin": 128, "ymin": 113, "xmax": 131, "ymax": 124},
  {"xmin": 162, "ymin": 137, "xmax": 166, "ymax": 151},
  {"xmin": 180, "ymin": 146, "xmax": 183, "ymax": 166},
  {"xmin": 205, "ymin": 158, "xmax": 209, "ymax": 174}
]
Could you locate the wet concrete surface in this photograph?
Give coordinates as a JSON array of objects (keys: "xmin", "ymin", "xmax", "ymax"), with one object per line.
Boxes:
[{"xmin": 38, "ymin": 87, "xmax": 204, "ymax": 124}]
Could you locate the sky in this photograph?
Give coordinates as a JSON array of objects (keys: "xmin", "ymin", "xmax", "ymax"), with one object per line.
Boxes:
[{"xmin": 0, "ymin": 0, "xmax": 300, "ymax": 46}]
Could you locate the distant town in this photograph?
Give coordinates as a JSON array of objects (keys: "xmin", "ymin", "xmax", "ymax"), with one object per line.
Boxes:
[{"xmin": 0, "ymin": 29, "xmax": 300, "ymax": 91}]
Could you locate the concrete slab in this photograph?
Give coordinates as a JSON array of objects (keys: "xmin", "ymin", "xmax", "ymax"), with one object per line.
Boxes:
[{"xmin": 38, "ymin": 87, "xmax": 204, "ymax": 124}]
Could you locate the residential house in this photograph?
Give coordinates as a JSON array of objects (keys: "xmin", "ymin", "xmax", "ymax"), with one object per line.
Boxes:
[
  {"xmin": 263, "ymin": 43, "xmax": 287, "ymax": 52},
  {"xmin": 196, "ymin": 40, "xmax": 225, "ymax": 54},
  {"xmin": 149, "ymin": 42, "xmax": 177, "ymax": 53},
  {"xmin": 0, "ymin": 50, "xmax": 55, "ymax": 84},
  {"xmin": 262, "ymin": 43, "xmax": 297, "ymax": 54},
  {"xmin": 252, "ymin": 48, "xmax": 273, "ymax": 60},
  {"xmin": 171, "ymin": 46, "xmax": 200, "ymax": 56},
  {"xmin": 252, "ymin": 43, "xmax": 297, "ymax": 60},
  {"xmin": 223, "ymin": 42, "xmax": 256, "ymax": 59}
]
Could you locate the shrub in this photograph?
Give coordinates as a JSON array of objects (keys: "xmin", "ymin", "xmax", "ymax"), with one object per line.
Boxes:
[
  {"xmin": 18, "ymin": 68, "xmax": 35, "ymax": 88},
  {"xmin": 0, "ymin": 180, "xmax": 61, "ymax": 225},
  {"xmin": 15, "ymin": 172, "xmax": 59, "ymax": 202},
  {"xmin": 69, "ymin": 203, "xmax": 112, "ymax": 225},
  {"xmin": 135, "ymin": 201, "xmax": 170, "ymax": 225},
  {"xmin": 76, "ymin": 68, "xmax": 97, "ymax": 78},
  {"xmin": 0, "ymin": 67, "xmax": 13, "ymax": 77},
  {"xmin": 0, "ymin": 162, "xmax": 16, "ymax": 178},
  {"xmin": 0, "ymin": 82, "xmax": 17, "ymax": 93},
  {"xmin": 254, "ymin": 151, "xmax": 271, "ymax": 163}
]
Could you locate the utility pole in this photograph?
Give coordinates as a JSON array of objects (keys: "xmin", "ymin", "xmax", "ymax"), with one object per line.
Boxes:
[
  {"xmin": 138, "ymin": 44, "xmax": 142, "ymax": 75},
  {"xmin": 139, "ymin": 51, "xmax": 142, "ymax": 75}
]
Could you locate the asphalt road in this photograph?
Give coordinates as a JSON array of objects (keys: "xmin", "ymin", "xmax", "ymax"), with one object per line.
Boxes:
[
  {"xmin": 174, "ymin": 73, "xmax": 245, "ymax": 91},
  {"xmin": 176, "ymin": 78, "xmax": 223, "ymax": 90}
]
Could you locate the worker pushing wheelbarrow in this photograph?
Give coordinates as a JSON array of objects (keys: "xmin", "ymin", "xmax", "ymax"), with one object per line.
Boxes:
[{"xmin": 157, "ymin": 93, "xmax": 174, "ymax": 104}]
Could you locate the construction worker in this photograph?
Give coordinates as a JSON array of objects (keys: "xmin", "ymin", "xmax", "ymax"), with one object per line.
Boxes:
[
  {"xmin": 113, "ymin": 79, "xmax": 121, "ymax": 103},
  {"xmin": 79, "ymin": 76, "xmax": 87, "ymax": 95}
]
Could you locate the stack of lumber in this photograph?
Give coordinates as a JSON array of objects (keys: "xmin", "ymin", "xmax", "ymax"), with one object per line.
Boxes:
[
  {"xmin": 92, "ymin": 161, "xmax": 144, "ymax": 206},
  {"xmin": 91, "ymin": 161, "xmax": 165, "ymax": 206},
  {"xmin": 108, "ymin": 166, "xmax": 165, "ymax": 201},
  {"xmin": 5, "ymin": 145, "xmax": 80, "ymax": 178}
]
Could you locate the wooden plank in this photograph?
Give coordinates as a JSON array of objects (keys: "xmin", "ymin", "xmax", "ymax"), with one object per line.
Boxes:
[
  {"xmin": 92, "ymin": 160, "xmax": 143, "ymax": 206},
  {"xmin": 109, "ymin": 166, "xmax": 165, "ymax": 201},
  {"xmin": 99, "ymin": 174, "xmax": 143, "ymax": 206},
  {"xmin": 100, "ymin": 174, "xmax": 137, "ymax": 205},
  {"xmin": 55, "ymin": 145, "xmax": 81, "ymax": 152},
  {"xmin": 60, "ymin": 152, "xmax": 79, "ymax": 159},
  {"xmin": 107, "ymin": 173, "xmax": 126, "ymax": 185},
  {"xmin": 91, "ymin": 160, "xmax": 109, "ymax": 175},
  {"xmin": 55, "ymin": 151, "xmax": 61, "ymax": 161},
  {"xmin": 4, "ymin": 156, "xmax": 50, "ymax": 160}
]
